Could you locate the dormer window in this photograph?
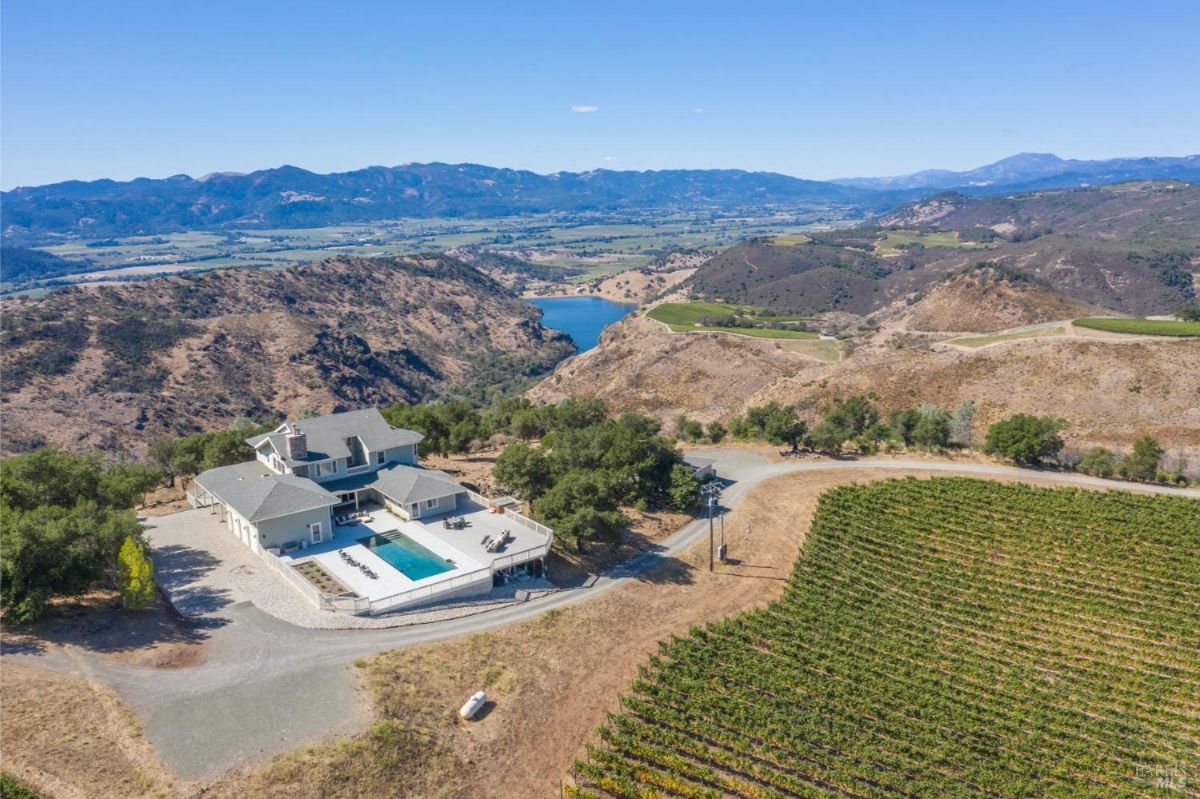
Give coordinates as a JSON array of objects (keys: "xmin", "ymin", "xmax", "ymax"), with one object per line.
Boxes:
[{"xmin": 345, "ymin": 435, "xmax": 368, "ymax": 468}]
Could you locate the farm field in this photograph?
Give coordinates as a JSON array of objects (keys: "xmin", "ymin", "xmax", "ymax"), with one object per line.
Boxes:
[
  {"xmin": 569, "ymin": 478, "xmax": 1200, "ymax": 799},
  {"xmin": 777, "ymin": 338, "xmax": 842, "ymax": 362},
  {"xmin": 1073, "ymin": 317, "xmax": 1200, "ymax": 337},
  {"xmin": 946, "ymin": 325, "xmax": 1066, "ymax": 348},
  {"xmin": 874, "ymin": 229, "xmax": 983, "ymax": 255},
  {"xmin": 647, "ymin": 302, "xmax": 816, "ymax": 338},
  {"xmin": 18, "ymin": 211, "xmax": 848, "ymax": 293},
  {"xmin": 678, "ymin": 325, "xmax": 819, "ymax": 340}
]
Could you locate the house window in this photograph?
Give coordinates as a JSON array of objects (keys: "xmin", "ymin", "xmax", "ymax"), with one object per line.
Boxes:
[
  {"xmin": 309, "ymin": 522, "xmax": 323, "ymax": 544},
  {"xmin": 319, "ymin": 461, "xmax": 334, "ymax": 476},
  {"xmin": 425, "ymin": 497, "xmax": 439, "ymax": 510},
  {"xmin": 376, "ymin": 451, "xmax": 385, "ymax": 465}
]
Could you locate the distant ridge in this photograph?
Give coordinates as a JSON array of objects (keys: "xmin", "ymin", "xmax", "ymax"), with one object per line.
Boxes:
[
  {"xmin": 4, "ymin": 154, "xmax": 1198, "ymax": 243},
  {"xmin": 835, "ymin": 152, "xmax": 1200, "ymax": 191},
  {"xmin": 0, "ymin": 163, "xmax": 884, "ymax": 243}
]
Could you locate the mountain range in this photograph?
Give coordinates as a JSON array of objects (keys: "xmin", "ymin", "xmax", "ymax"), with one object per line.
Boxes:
[
  {"xmin": 3, "ymin": 153, "xmax": 1197, "ymax": 243},
  {"xmin": 0, "ymin": 164, "xmax": 880, "ymax": 243},
  {"xmin": 835, "ymin": 152, "xmax": 1200, "ymax": 191}
]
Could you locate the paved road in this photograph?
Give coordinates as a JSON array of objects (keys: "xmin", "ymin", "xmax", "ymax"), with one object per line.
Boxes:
[{"xmin": 10, "ymin": 451, "xmax": 1198, "ymax": 779}]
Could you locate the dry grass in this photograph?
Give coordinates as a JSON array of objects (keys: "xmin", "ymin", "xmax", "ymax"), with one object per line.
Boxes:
[
  {"xmin": 5, "ymin": 466, "xmax": 1146, "ymax": 799},
  {"xmin": 209, "ymin": 467, "xmax": 981, "ymax": 799},
  {"xmin": 0, "ymin": 662, "xmax": 181, "ymax": 799}
]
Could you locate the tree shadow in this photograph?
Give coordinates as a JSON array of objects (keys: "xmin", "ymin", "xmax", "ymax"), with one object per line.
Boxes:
[
  {"xmin": 612, "ymin": 542, "xmax": 696, "ymax": 586},
  {"xmin": 150, "ymin": 543, "xmax": 235, "ymax": 618},
  {"xmin": 0, "ymin": 586, "xmax": 219, "ymax": 658},
  {"xmin": 547, "ymin": 527, "xmax": 698, "ymax": 588}
]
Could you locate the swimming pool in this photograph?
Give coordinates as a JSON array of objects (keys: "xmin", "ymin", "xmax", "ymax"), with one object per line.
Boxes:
[{"xmin": 357, "ymin": 531, "xmax": 454, "ymax": 581}]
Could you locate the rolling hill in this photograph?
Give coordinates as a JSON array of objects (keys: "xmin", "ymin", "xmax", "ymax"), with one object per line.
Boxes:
[
  {"xmin": 0, "ymin": 255, "xmax": 573, "ymax": 455},
  {"xmin": 688, "ymin": 181, "xmax": 1200, "ymax": 317}
]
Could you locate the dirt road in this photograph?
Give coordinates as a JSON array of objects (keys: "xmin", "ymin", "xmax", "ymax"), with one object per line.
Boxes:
[{"xmin": 4, "ymin": 450, "xmax": 1196, "ymax": 790}]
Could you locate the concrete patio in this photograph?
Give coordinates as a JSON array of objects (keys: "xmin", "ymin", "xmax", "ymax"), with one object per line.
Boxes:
[{"xmin": 283, "ymin": 500, "xmax": 551, "ymax": 607}]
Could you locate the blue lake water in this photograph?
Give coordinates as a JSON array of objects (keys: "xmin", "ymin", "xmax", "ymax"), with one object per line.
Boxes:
[{"xmin": 529, "ymin": 296, "xmax": 636, "ymax": 352}]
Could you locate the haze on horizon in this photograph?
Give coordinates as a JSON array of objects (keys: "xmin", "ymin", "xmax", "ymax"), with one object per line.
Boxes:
[{"xmin": 2, "ymin": 0, "xmax": 1198, "ymax": 190}]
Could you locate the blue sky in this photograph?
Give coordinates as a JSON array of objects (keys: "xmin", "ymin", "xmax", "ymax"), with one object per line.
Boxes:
[{"xmin": 2, "ymin": 0, "xmax": 1198, "ymax": 188}]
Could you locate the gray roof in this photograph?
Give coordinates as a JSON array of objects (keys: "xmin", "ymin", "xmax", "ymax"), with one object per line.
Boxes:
[
  {"xmin": 323, "ymin": 463, "xmax": 466, "ymax": 506},
  {"xmin": 683, "ymin": 456, "xmax": 715, "ymax": 470},
  {"xmin": 247, "ymin": 408, "xmax": 423, "ymax": 466},
  {"xmin": 194, "ymin": 461, "xmax": 340, "ymax": 522}
]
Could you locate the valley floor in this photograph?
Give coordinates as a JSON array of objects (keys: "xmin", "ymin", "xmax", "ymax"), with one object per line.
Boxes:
[{"xmin": 2, "ymin": 451, "xmax": 1197, "ymax": 798}]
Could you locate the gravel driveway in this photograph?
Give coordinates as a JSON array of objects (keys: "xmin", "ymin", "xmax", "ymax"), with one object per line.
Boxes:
[{"xmin": 15, "ymin": 452, "xmax": 1198, "ymax": 780}]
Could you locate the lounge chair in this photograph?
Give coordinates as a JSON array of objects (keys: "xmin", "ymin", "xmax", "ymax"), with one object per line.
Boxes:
[{"xmin": 486, "ymin": 530, "xmax": 511, "ymax": 553}]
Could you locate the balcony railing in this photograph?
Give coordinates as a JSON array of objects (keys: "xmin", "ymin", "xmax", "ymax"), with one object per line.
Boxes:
[
  {"xmin": 463, "ymin": 489, "xmax": 555, "ymax": 540},
  {"xmin": 263, "ymin": 489, "xmax": 556, "ymax": 617}
]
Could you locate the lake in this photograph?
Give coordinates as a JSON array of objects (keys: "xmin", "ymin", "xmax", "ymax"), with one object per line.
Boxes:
[{"xmin": 529, "ymin": 296, "xmax": 635, "ymax": 353}]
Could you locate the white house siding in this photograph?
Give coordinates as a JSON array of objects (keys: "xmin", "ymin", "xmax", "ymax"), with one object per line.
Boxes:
[
  {"xmin": 223, "ymin": 506, "xmax": 258, "ymax": 552},
  {"xmin": 255, "ymin": 507, "xmax": 335, "ymax": 550}
]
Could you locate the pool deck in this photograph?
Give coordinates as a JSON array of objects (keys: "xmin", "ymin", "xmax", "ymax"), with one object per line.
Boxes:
[{"xmin": 281, "ymin": 501, "xmax": 548, "ymax": 602}]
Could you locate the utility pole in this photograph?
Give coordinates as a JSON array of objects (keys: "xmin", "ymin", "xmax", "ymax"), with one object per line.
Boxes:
[
  {"xmin": 701, "ymin": 482, "xmax": 722, "ymax": 571},
  {"xmin": 718, "ymin": 509, "xmax": 726, "ymax": 563},
  {"xmin": 700, "ymin": 494, "xmax": 710, "ymax": 568}
]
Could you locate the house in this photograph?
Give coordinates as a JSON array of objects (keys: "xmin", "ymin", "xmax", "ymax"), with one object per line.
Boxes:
[
  {"xmin": 188, "ymin": 408, "xmax": 554, "ymax": 616},
  {"xmin": 682, "ymin": 455, "xmax": 716, "ymax": 482},
  {"xmin": 192, "ymin": 408, "xmax": 465, "ymax": 553}
]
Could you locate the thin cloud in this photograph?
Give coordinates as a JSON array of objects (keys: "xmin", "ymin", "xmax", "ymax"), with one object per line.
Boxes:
[
  {"xmin": 603, "ymin": 156, "xmax": 614, "ymax": 161},
  {"xmin": 690, "ymin": 107, "xmax": 704, "ymax": 113},
  {"xmin": 571, "ymin": 105, "xmax": 599, "ymax": 113}
]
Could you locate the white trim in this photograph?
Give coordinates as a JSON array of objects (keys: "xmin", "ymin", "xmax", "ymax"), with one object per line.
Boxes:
[{"xmin": 309, "ymin": 522, "xmax": 324, "ymax": 544}]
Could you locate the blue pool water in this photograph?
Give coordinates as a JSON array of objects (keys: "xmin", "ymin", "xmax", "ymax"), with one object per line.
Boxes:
[
  {"xmin": 357, "ymin": 532, "xmax": 454, "ymax": 581},
  {"xmin": 529, "ymin": 296, "xmax": 635, "ymax": 352}
]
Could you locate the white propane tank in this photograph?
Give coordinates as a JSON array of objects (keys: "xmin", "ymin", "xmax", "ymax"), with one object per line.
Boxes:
[{"xmin": 459, "ymin": 690, "xmax": 487, "ymax": 720}]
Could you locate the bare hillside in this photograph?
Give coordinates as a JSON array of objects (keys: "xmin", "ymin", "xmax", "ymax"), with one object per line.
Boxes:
[
  {"xmin": 897, "ymin": 265, "xmax": 1103, "ymax": 332},
  {"xmin": 528, "ymin": 313, "xmax": 822, "ymax": 423},
  {"xmin": 532, "ymin": 310, "xmax": 1200, "ymax": 451},
  {"xmin": 746, "ymin": 337, "xmax": 1200, "ymax": 449},
  {"xmin": 1, "ymin": 256, "xmax": 573, "ymax": 455},
  {"xmin": 688, "ymin": 182, "xmax": 1200, "ymax": 317}
]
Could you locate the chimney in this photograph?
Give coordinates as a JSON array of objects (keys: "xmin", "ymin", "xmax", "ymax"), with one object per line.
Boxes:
[{"xmin": 286, "ymin": 428, "xmax": 308, "ymax": 460}]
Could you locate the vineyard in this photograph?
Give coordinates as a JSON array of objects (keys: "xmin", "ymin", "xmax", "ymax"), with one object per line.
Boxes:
[
  {"xmin": 568, "ymin": 478, "xmax": 1200, "ymax": 798},
  {"xmin": 1073, "ymin": 317, "xmax": 1200, "ymax": 337}
]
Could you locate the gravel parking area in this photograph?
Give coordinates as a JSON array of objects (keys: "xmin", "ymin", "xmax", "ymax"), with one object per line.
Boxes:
[{"xmin": 144, "ymin": 508, "xmax": 559, "ymax": 630}]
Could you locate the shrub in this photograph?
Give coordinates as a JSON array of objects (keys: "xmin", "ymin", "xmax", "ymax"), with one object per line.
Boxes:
[
  {"xmin": 118, "ymin": 534, "xmax": 156, "ymax": 610},
  {"xmin": 983, "ymin": 415, "xmax": 1067, "ymax": 465},
  {"xmin": 1077, "ymin": 447, "xmax": 1117, "ymax": 479},
  {"xmin": 1121, "ymin": 436, "xmax": 1165, "ymax": 482},
  {"xmin": 667, "ymin": 464, "xmax": 701, "ymax": 511}
]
